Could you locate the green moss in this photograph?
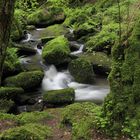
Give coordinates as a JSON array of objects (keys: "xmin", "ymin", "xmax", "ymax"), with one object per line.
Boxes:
[
  {"xmin": 17, "ymin": 111, "xmax": 52, "ymax": 125},
  {"xmin": 85, "ymin": 23, "xmax": 119, "ymax": 54},
  {"xmin": 0, "ymin": 99, "xmax": 15, "ymax": 113},
  {"xmin": 11, "ymin": 9, "xmax": 27, "ymax": 41},
  {"xmin": 0, "ymin": 113, "xmax": 16, "ymax": 121},
  {"xmin": 0, "ymin": 123, "xmax": 52, "ymax": 140},
  {"xmin": 80, "ymin": 52, "xmax": 111, "ymax": 75},
  {"xmin": 4, "ymin": 71, "xmax": 44, "ymax": 91},
  {"xmin": 3, "ymin": 48, "xmax": 22, "ymax": 78},
  {"xmin": 61, "ymin": 102, "xmax": 99, "ymax": 124},
  {"xmin": 42, "ymin": 36, "xmax": 70, "ymax": 65},
  {"xmin": 0, "ymin": 87, "xmax": 24, "ymax": 100},
  {"xmin": 68, "ymin": 58, "xmax": 94, "ymax": 84},
  {"xmin": 61, "ymin": 102, "xmax": 101, "ymax": 140},
  {"xmin": 43, "ymin": 88, "xmax": 75, "ymax": 105},
  {"xmin": 40, "ymin": 24, "xmax": 69, "ymax": 38},
  {"xmin": 102, "ymin": 13, "xmax": 140, "ymax": 139},
  {"xmin": 27, "ymin": 6, "xmax": 65, "ymax": 27}
]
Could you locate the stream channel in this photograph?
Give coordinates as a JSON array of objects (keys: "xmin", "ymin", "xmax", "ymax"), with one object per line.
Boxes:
[{"xmin": 19, "ymin": 27, "xmax": 110, "ymax": 111}]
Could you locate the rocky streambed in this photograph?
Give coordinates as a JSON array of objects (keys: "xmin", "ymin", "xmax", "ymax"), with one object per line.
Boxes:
[{"xmin": 13, "ymin": 25, "xmax": 110, "ymax": 113}]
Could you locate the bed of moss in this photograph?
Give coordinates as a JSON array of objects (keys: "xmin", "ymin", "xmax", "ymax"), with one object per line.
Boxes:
[{"xmin": 0, "ymin": 111, "xmax": 53, "ymax": 139}]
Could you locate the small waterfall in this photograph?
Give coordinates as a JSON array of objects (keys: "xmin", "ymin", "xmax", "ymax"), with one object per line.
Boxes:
[
  {"xmin": 69, "ymin": 28, "xmax": 74, "ymax": 34},
  {"xmin": 71, "ymin": 44, "xmax": 84, "ymax": 55},
  {"xmin": 42, "ymin": 65, "xmax": 72, "ymax": 91},
  {"xmin": 20, "ymin": 57, "xmax": 31, "ymax": 64},
  {"xmin": 36, "ymin": 28, "xmax": 45, "ymax": 31},
  {"xmin": 22, "ymin": 33, "xmax": 32, "ymax": 42}
]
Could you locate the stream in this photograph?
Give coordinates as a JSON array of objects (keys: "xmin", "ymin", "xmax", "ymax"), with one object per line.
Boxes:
[{"xmin": 20, "ymin": 28, "xmax": 110, "ymax": 104}]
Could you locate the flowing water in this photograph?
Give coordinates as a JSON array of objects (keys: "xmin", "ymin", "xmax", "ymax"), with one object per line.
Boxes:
[{"xmin": 20, "ymin": 28, "xmax": 110, "ymax": 104}]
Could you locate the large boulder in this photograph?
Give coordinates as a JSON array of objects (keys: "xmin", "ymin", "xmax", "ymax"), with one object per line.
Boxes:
[
  {"xmin": 27, "ymin": 6, "xmax": 65, "ymax": 28},
  {"xmin": 68, "ymin": 58, "xmax": 95, "ymax": 84},
  {"xmin": 12, "ymin": 43, "xmax": 37, "ymax": 56},
  {"xmin": 0, "ymin": 87, "xmax": 24, "ymax": 101},
  {"xmin": 74, "ymin": 23, "xmax": 98, "ymax": 39},
  {"xmin": 0, "ymin": 99, "xmax": 15, "ymax": 113},
  {"xmin": 80, "ymin": 52, "xmax": 111, "ymax": 76},
  {"xmin": 4, "ymin": 71, "xmax": 44, "ymax": 91},
  {"xmin": 42, "ymin": 36, "xmax": 71, "ymax": 65},
  {"xmin": 43, "ymin": 88, "xmax": 75, "ymax": 105},
  {"xmin": 3, "ymin": 48, "xmax": 22, "ymax": 78},
  {"xmin": 40, "ymin": 24, "xmax": 69, "ymax": 38}
]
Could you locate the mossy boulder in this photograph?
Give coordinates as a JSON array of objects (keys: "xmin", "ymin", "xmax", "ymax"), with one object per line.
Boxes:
[
  {"xmin": 68, "ymin": 58, "xmax": 95, "ymax": 84},
  {"xmin": 80, "ymin": 52, "xmax": 111, "ymax": 76},
  {"xmin": 42, "ymin": 36, "xmax": 71, "ymax": 65},
  {"xmin": 0, "ymin": 123, "xmax": 52, "ymax": 140},
  {"xmin": 3, "ymin": 48, "xmax": 22, "ymax": 78},
  {"xmin": 0, "ymin": 99, "xmax": 15, "ymax": 113},
  {"xmin": 27, "ymin": 6, "xmax": 65, "ymax": 28},
  {"xmin": 40, "ymin": 24, "xmax": 69, "ymax": 38},
  {"xmin": 12, "ymin": 43, "xmax": 37, "ymax": 56},
  {"xmin": 41, "ymin": 36, "xmax": 55, "ymax": 44},
  {"xmin": 4, "ymin": 71, "xmax": 44, "ymax": 91},
  {"xmin": 74, "ymin": 23, "xmax": 98, "ymax": 39},
  {"xmin": 26, "ymin": 25, "xmax": 36, "ymax": 30},
  {"xmin": 0, "ymin": 87, "xmax": 24, "ymax": 101},
  {"xmin": 43, "ymin": 88, "xmax": 75, "ymax": 105}
]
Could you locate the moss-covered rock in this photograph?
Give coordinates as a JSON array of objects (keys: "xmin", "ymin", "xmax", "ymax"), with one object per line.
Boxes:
[
  {"xmin": 43, "ymin": 88, "xmax": 75, "ymax": 105},
  {"xmin": 0, "ymin": 99, "xmax": 15, "ymax": 113},
  {"xmin": 42, "ymin": 36, "xmax": 71, "ymax": 65},
  {"xmin": 4, "ymin": 71, "xmax": 44, "ymax": 91},
  {"xmin": 0, "ymin": 87, "xmax": 24, "ymax": 100},
  {"xmin": 3, "ymin": 48, "xmax": 22, "ymax": 78},
  {"xmin": 27, "ymin": 6, "xmax": 65, "ymax": 27},
  {"xmin": 80, "ymin": 52, "xmax": 111, "ymax": 76},
  {"xmin": 41, "ymin": 36, "xmax": 55, "ymax": 44},
  {"xmin": 12, "ymin": 43, "xmax": 37, "ymax": 56},
  {"xmin": 40, "ymin": 24, "xmax": 69, "ymax": 38},
  {"xmin": 74, "ymin": 22, "xmax": 98, "ymax": 39},
  {"xmin": 26, "ymin": 25, "xmax": 36, "ymax": 30},
  {"xmin": 68, "ymin": 58, "xmax": 94, "ymax": 84},
  {"xmin": 0, "ymin": 123, "xmax": 52, "ymax": 140}
]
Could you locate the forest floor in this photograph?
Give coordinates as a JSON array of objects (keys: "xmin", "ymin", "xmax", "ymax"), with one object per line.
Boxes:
[
  {"xmin": 43, "ymin": 108, "xmax": 71, "ymax": 140},
  {"xmin": 43, "ymin": 108, "xmax": 107, "ymax": 140},
  {"xmin": 41, "ymin": 108, "xmax": 130, "ymax": 140}
]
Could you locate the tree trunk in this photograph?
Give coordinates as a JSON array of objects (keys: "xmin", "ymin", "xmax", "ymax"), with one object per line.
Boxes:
[{"xmin": 0, "ymin": 0, "xmax": 16, "ymax": 85}]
